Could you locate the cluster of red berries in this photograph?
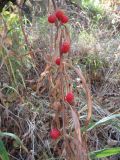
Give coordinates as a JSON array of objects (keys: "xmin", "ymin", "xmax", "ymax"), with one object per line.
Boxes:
[
  {"xmin": 55, "ymin": 40, "xmax": 70, "ymax": 65},
  {"xmin": 48, "ymin": 9, "xmax": 69, "ymax": 24},
  {"xmin": 49, "ymin": 9, "xmax": 75, "ymax": 140},
  {"xmin": 50, "ymin": 92, "xmax": 74, "ymax": 140},
  {"xmin": 48, "ymin": 9, "xmax": 70, "ymax": 66}
]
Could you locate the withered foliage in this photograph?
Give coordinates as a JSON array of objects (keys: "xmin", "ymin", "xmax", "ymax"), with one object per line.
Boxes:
[{"xmin": 35, "ymin": 1, "xmax": 92, "ymax": 159}]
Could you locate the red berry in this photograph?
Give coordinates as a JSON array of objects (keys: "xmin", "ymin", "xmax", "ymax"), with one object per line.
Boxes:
[
  {"xmin": 55, "ymin": 9, "xmax": 64, "ymax": 20},
  {"xmin": 55, "ymin": 57, "xmax": 61, "ymax": 65},
  {"xmin": 61, "ymin": 15, "xmax": 69, "ymax": 24},
  {"xmin": 65, "ymin": 92, "xmax": 74, "ymax": 104},
  {"xmin": 48, "ymin": 14, "xmax": 57, "ymax": 23},
  {"xmin": 50, "ymin": 128, "xmax": 60, "ymax": 140},
  {"xmin": 61, "ymin": 41, "xmax": 70, "ymax": 53}
]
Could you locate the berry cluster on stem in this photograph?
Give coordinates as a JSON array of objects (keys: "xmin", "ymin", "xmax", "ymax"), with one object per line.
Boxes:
[{"xmin": 48, "ymin": 8, "xmax": 74, "ymax": 140}]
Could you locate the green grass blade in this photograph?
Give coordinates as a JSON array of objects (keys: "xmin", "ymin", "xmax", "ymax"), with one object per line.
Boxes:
[
  {"xmin": 0, "ymin": 140, "xmax": 9, "ymax": 160},
  {"xmin": 90, "ymin": 147, "xmax": 120, "ymax": 159},
  {"xmin": 0, "ymin": 132, "xmax": 28, "ymax": 152},
  {"xmin": 17, "ymin": 69, "xmax": 26, "ymax": 88},
  {"xmin": 87, "ymin": 114, "xmax": 120, "ymax": 131}
]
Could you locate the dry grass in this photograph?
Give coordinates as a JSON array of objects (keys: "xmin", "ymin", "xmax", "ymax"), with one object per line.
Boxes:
[{"xmin": 0, "ymin": 0, "xmax": 120, "ymax": 160}]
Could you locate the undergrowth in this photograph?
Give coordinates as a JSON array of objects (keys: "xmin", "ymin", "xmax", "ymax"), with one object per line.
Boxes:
[{"xmin": 0, "ymin": 0, "xmax": 120, "ymax": 160}]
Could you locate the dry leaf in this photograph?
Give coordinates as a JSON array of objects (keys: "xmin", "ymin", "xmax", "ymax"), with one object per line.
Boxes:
[
  {"xmin": 71, "ymin": 66, "xmax": 92, "ymax": 127},
  {"xmin": 70, "ymin": 107, "xmax": 82, "ymax": 143}
]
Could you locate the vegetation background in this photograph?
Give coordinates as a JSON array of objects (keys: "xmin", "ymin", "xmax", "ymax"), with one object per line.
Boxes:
[{"xmin": 0, "ymin": 0, "xmax": 120, "ymax": 160}]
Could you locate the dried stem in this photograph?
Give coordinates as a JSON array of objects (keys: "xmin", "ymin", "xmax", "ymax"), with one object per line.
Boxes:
[
  {"xmin": 51, "ymin": 0, "xmax": 57, "ymax": 10},
  {"xmin": 71, "ymin": 65, "xmax": 92, "ymax": 127}
]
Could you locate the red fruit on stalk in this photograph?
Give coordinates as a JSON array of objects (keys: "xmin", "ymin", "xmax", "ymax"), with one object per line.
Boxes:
[
  {"xmin": 48, "ymin": 14, "xmax": 57, "ymax": 23},
  {"xmin": 55, "ymin": 9, "xmax": 64, "ymax": 20},
  {"xmin": 61, "ymin": 41, "xmax": 70, "ymax": 53},
  {"xmin": 65, "ymin": 92, "xmax": 74, "ymax": 104},
  {"xmin": 50, "ymin": 128, "xmax": 60, "ymax": 140},
  {"xmin": 55, "ymin": 57, "xmax": 61, "ymax": 65},
  {"xmin": 61, "ymin": 15, "xmax": 69, "ymax": 24}
]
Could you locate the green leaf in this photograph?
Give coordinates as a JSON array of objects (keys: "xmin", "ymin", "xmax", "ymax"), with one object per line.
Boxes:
[
  {"xmin": 87, "ymin": 114, "xmax": 120, "ymax": 131},
  {"xmin": 73, "ymin": 82, "xmax": 77, "ymax": 89},
  {"xmin": 0, "ymin": 132, "xmax": 21, "ymax": 145},
  {"xmin": 0, "ymin": 132, "xmax": 28, "ymax": 152},
  {"xmin": 90, "ymin": 147, "xmax": 120, "ymax": 159},
  {"xmin": 0, "ymin": 140, "xmax": 9, "ymax": 160}
]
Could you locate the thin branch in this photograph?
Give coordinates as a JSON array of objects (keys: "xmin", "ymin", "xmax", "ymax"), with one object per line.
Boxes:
[{"xmin": 51, "ymin": 0, "xmax": 57, "ymax": 10}]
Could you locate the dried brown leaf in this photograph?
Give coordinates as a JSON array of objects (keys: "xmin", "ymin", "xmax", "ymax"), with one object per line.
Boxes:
[
  {"xmin": 68, "ymin": 65, "xmax": 92, "ymax": 127},
  {"xmin": 70, "ymin": 106, "xmax": 82, "ymax": 143}
]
